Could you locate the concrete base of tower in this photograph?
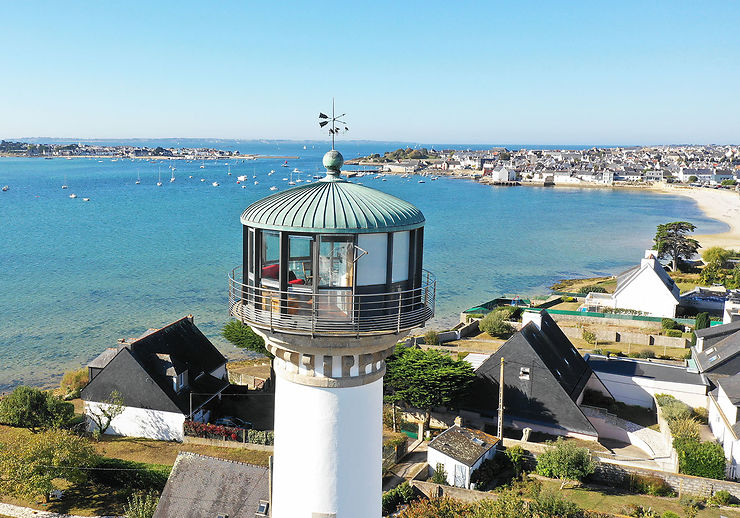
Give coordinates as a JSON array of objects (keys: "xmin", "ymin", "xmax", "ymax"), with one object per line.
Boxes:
[{"xmin": 270, "ymin": 373, "xmax": 382, "ymax": 518}]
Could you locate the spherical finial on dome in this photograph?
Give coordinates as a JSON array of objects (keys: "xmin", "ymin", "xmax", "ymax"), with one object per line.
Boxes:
[
  {"xmin": 323, "ymin": 149, "xmax": 344, "ymax": 177},
  {"xmin": 323, "ymin": 150, "xmax": 344, "ymax": 174}
]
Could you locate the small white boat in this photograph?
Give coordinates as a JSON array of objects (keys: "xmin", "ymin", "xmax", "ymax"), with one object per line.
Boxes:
[
  {"xmin": 293, "ymin": 168, "xmax": 300, "ymax": 173},
  {"xmin": 270, "ymin": 186, "xmax": 278, "ymax": 191},
  {"xmin": 241, "ymin": 185, "xmax": 246, "ymax": 189},
  {"xmin": 237, "ymin": 175, "xmax": 248, "ymax": 182},
  {"xmin": 189, "ymin": 175, "xmax": 193, "ymax": 179},
  {"xmin": 288, "ymin": 181, "xmax": 296, "ymax": 185},
  {"xmin": 2, "ymin": 185, "xmax": 9, "ymax": 192},
  {"xmin": 200, "ymin": 178, "xmax": 206, "ymax": 182},
  {"xmin": 282, "ymin": 177, "xmax": 288, "ymax": 181},
  {"xmin": 69, "ymin": 193, "xmax": 77, "ymax": 198},
  {"xmin": 157, "ymin": 169, "xmax": 163, "ymax": 186},
  {"xmin": 418, "ymin": 180, "xmax": 425, "ymax": 183},
  {"xmin": 135, "ymin": 171, "xmax": 141, "ymax": 184},
  {"xmin": 212, "ymin": 181, "xmax": 219, "ymax": 187},
  {"xmin": 305, "ymin": 180, "xmax": 312, "ymax": 183},
  {"xmin": 281, "ymin": 161, "xmax": 288, "ymax": 167},
  {"xmin": 62, "ymin": 175, "xmax": 68, "ymax": 189},
  {"xmin": 254, "ymin": 180, "xmax": 259, "ymax": 185},
  {"xmin": 83, "ymin": 197, "xmax": 90, "ymax": 202},
  {"xmin": 200, "ymin": 161, "xmax": 205, "ymax": 169},
  {"xmin": 269, "ymin": 170, "xmax": 275, "ymax": 175},
  {"xmin": 170, "ymin": 170, "xmax": 175, "ymax": 183}
]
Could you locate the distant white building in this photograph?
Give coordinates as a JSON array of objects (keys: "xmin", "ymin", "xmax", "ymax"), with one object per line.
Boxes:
[
  {"xmin": 583, "ymin": 250, "xmax": 680, "ymax": 318},
  {"xmin": 427, "ymin": 424, "xmax": 499, "ymax": 489},
  {"xmin": 488, "ymin": 167, "xmax": 516, "ymax": 182}
]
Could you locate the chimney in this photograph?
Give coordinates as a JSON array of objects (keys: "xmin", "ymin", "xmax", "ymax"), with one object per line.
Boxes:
[
  {"xmin": 522, "ymin": 310, "xmax": 542, "ymax": 330},
  {"xmin": 454, "ymin": 416, "xmax": 463, "ymax": 427},
  {"xmin": 187, "ymin": 314, "xmax": 194, "ymax": 324}
]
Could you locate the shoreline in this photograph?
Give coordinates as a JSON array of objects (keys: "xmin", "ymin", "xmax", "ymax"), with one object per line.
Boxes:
[{"xmin": 649, "ymin": 184, "xmax": 740, "ymax": 251}]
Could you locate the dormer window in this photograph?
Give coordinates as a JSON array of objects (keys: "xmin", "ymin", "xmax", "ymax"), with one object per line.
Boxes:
[
  {"xmin": 519, "ymin": 367, "xmax": 530, "ymax": 380},
  {"xmin": 173, "ymin": 371, "xmax": 188, "ymax": 392}
]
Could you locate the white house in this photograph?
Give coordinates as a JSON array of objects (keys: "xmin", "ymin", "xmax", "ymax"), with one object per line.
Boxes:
[
  {"xmin": 583, "ymin": 250, "xmax": 680, "ymax": 317},
  {"xmin": 488, "ymin": 167, "xmax": 516, "ymax": 183},
  {"xmin": 427, "ymin": 424, "xmax": 499, "ymax": 489},
  {"xmin": 585, "ymin": 355, "xmax": 708, "ymax": 409},
  {"xmin": 708, "ymin": 375, "xmax": 740, "ymax": 479},
  {"xmin": 81, "ymin": 316, "xmax": 230, "ymax": 441}
]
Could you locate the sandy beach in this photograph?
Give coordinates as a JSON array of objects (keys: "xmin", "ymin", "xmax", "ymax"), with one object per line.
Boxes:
[{"xmin": 652, "ymin": 184, "xmax": 740, "ymax": 251}]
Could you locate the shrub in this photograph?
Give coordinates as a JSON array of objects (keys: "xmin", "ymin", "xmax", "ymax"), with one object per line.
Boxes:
[
  {"xmin": 695, "ymin": 312, "xmax": 710, "ymax": 331},
  {"xmin": 626, "ymin": 505, "xmax": 658, "ymax": 518},
  {"xmin": 479, "ymin": 310, "xmax": 515, "ymax": 338},
  {"xmin": 536, "ymin": 438, "xmax": 595, "ymax": 486},
  {"xmin": 662, "ymin": 318, "xmax": 680, "ymax": 330},
  {"xmin": 655, "ymin": 394, "xmax": 692, "ymax": 422},
  {"xmin": 222, "ymin": 320, "xmax": 270, "ymax": 357},
  {"xmin": 693, "ymin": 407, "xmax": 709, "ymax": 424},
  {"xmin": 627, "ymin": 474, "xmax": 674, "ymax": 496},
  {"xmin": 664, "ymin": 329, "xmax": 683, "ymax": 338},
  {"xmin": 0, "ymin": 386, "xmax": 74, "ymax": 432},
  {"xmin": 123, "ymin": 491, "xmax": 159, "ymax": 518},
  {"xmin": 637, "ymin": 349, "xmax": 656, "ymax": 358},
  {"xmin": 669, "ymin": 417, "xmax": 701, "ymax": 442},
  {"xmin": 675, "ymin": 439, "xmax": 726, "ymax": 479},
  {"xmin": 60, "ymin": 368, "xmax": 89, "ymax": 397},
  {"xmin": 530, "ymin": 490, "xmax": 586, "ymax": 518},
  {"xmin": 382, "ymin": 481, "xmax": 415, "ymax": 515},
  {"xmin": 702, "ymin": 246, "xmax": 733, "ymax": 265},
  {"xmin": 430, "ymin": 462, "xmax": 448, "ymax": 485},
  {"xmin": 578, "ymin": 285, "xmax": 607, "ymax": 294},
  {"xmin": 679, "ymin": 494, "xmax": 704, "ymax": 518},
  {"xmin": 88, "ymin": 458, "xmax": 171, "ymax": 491},
  {"xmin": 424, "ymin": 330, "xmax": 440, "ymax": 346},
  {"xmin": 661, "ymin": 512, "xmax": 680, "ymax": 518},
  {"xmin": 708, "ymin": 490, "xmax": 732, "ymax": 506},
  {"xmin": 582, "ymin": 329, "xmax": 597, "ymax": 345},
  {"xmin": 505, "ymin": 445, "xmax": 526, "ymax": 477}
]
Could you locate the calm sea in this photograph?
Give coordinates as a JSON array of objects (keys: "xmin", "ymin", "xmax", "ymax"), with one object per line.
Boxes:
[{"xmin": 0, "ymin": 141, "xmax": 728, "ymax": 390}]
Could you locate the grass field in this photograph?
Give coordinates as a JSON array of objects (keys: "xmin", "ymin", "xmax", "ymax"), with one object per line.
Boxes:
[
  {"xmin": 538, "ymin": 478, "xmax": 740, "ymax": 518},
  {"xmin": 0, "ymin": 423, "xmax": 270, "ymax": 516}
]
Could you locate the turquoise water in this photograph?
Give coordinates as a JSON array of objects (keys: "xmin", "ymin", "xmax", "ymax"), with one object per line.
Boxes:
[{"xmin": 0, "ymin": 143, "xmax": 727, "ymax": 390}]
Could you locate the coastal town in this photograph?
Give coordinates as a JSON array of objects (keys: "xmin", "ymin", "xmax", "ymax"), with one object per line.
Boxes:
[{"xmin": 353, "ymin": 145, "xmax": 740, "ymax": 187}]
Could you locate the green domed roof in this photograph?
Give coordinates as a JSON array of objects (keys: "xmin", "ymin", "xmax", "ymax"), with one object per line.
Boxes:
[{"xmin": 241, "ymin": 178, "xmax": 425, "ymax": 233}]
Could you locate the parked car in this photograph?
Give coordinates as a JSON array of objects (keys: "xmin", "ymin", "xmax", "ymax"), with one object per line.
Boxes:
[{"xmin": 213, "ymin": 416, "xmax": 252, "ymax": 429}]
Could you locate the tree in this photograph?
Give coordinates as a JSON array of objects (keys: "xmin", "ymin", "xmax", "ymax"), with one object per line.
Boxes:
[
  {"xmin": 431, "ymin": 462, "xmax": 448, "ymax": 485},
  {"xmin": 385, "ymin": 346, "xmax": 475, "ymax": 433},
  {"xmin": 0, "ymin": 386, "xmax": 73, "ymax": 432},
  {"xmin": 0, "ymin": 428, "xmax": 97, "ymax": 501},
  {"xmin": 687, "ymin": 175, "xmax": 698, "ymax": 183},
  {"xmin": 701, "ymin": 246, "xmax": 732, "ymax": 266},
  {"xmin": 60, "ymin": 367, "xmax": 89, "ymax": 398},
  {"xmin": 88, "ymin": 390, "xmax": 125, "ymax": 436},
  {"xmin": 653, "ymin": 222, "xmax": 699, "ymax": 271},
  {"xmin": 535, "ymin": 437, "xmax": 595, "ymax": 489},
  {"xmin": 695, "ymin": 312, "xmax": 710, "ymax": 331},
  {"xmin": 222, "ymin": 320, "xmax": 270, "ymax": 357}
]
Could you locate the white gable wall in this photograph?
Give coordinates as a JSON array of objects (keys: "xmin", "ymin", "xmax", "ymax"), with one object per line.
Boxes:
[
  {"xmin": 427, "ymin": 444, "xmax": 497, "ymax": 489},
  {"xmin": 613, "ymin": 262, "xmax": 679, "ymax": 317},
  {"xmin": 708, "ymin": 395, "xmax": 740, "ymax": 479},
  {"xmin": 85, "ymin": 401, "xmax": 185, "ymax": 441},
  {"xmin": 589, "ymin": 370, "xmax": 707, "ymax": 409}
]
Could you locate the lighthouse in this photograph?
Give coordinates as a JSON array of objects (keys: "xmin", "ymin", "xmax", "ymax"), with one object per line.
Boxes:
[{"xmin": 228, "ymin": 137, "xmax": 435, "ymax": 517}]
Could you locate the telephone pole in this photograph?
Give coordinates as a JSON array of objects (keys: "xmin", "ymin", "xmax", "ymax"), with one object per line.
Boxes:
[{"xmin": 497, "ymin": 357, "xmax": 504, "ymax": 439}]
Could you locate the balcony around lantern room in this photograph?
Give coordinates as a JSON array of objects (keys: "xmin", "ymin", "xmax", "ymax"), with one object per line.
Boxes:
[{"xmin": 228, "ymin": 262, "xmax": 436, "ymax": 337}]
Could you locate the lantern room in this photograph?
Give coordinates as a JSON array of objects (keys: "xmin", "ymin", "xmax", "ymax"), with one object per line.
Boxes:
[{"xmin": 228, "ymin": 150, "xmax": 435, "ymax": 336}]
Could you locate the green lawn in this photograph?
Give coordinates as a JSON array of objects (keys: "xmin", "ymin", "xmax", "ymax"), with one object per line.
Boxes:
[
  {"xmin": 537, "ymin": 479, "xmax": 740, "ymax": 518},
  {"xmin": 0, "ymin": 423, "xmax": 270, "ymax": 516}
]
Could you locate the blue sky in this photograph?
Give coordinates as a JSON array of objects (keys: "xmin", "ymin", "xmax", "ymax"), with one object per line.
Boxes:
[{"xmin": 1, "ymin": 1, "xmax": 738, "ymax": 144}]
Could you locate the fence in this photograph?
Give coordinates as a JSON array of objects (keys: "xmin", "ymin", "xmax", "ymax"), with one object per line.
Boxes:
[{"xmin": 183, "ymin": 420, "xmax": 274, "ymax": 446}]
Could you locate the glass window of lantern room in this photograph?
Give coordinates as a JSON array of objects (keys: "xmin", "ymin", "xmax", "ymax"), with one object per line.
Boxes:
[
  {"xmin": 318, "ymin": 236, "xmax": 354, "ymax": 288},
  {"xmin": 392, "ymin": 231, "xmax": 410, "ymax": 283},
  {"xmin": 260, "ymin": 231, "xmax": 280, "ymax": 287},
  {"xmin": 288, "ymin": 235, "xmax": 313, "ymax": 288},
  {"xmin": 356, "ymin": 233, "xmax": 387, "ymax": 286}
]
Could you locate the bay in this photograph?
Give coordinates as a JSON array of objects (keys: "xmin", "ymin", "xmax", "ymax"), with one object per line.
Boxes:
[{"xmin": 0, "ymin": 141, "xmax": 727, "ymax": 390}]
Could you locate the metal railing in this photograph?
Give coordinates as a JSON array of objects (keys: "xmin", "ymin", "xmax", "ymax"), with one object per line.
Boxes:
[{"xmin": 228, "ymin": 266, "xmax": 436, "ymax": 337}]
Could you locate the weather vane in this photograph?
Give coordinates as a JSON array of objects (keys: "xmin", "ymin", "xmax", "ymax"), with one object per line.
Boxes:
[{"xmin": 318, "ymin": 98, "xmax": 349, "ymax": 150}]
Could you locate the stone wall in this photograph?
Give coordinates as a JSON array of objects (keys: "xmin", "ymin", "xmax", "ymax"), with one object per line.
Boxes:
[
  {"xmin": 560, "ymin": 326, "xmax": 687, "ymax": 349},
  {"xmin": 183, "ymin": 435, "xmax": 274, "ymax": 452},
  {"xmin": 411, "ymin": 480, "xmax": 495, "ymax": 503}
]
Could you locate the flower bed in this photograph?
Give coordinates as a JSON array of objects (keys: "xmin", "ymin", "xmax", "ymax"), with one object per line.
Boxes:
[{"xmin": 184, "ymin": 420, "xmax": 244, "ymax": 443}]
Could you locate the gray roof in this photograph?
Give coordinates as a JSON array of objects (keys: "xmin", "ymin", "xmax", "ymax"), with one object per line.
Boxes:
[
  {"xmin": 696, "ymin": 320, "xmax": 740, "ymax": 341},
  {"xmin": 469, "ymin": 311, "xmax": 598, "ymax": 436},
  {"xmin": 694, "ymin": 325, "xmax": 740, "ymax": 374},
  {"xmin": 88, "ymin": 347, "xmax": 119, "ymax": 369},
  {"xmin": 241, "ymin": 177, "xmax": 425, "ymax": 234},
  {"xmin": 428, "ymin": 425, "xmax": 499, "ymax": 467},
  {"xmin": 587, "ymin": 356, "xmax": 707, "ymax": 386},
  {"xmin": 154, "ymin": 453, "xmax": 269, "ymax": 518}
]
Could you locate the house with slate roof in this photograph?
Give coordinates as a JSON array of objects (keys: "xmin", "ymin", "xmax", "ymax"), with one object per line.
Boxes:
[
  {"xmin": 583, "ymin": 250, "xmax": 680, "ymax": 317},
  {"xmin": 154, "ymin": 452, "xmax": 270, "ymax": 518},
  {"xmin": 690, "ymin": 321, "xmax": 740, "ymax": 477},
  {"xmin": 465, "ymin": 310, "xmax": 610, "ymax": 440},
  {"xmin": 81, "ymin": 316, "xmax": 229, "ymax": 441},
  {"xmin": 427, "ymin": 425, "xmax": 499, "ymax": 489}
]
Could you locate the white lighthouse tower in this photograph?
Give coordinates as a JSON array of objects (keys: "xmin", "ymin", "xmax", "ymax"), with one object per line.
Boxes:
[{"xmin": 229, "ymin": 131, "xmax": 435, "ymax": 517}]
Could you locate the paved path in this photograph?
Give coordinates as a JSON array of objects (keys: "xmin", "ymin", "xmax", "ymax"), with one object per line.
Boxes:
[
  {"xmin": 383, "ymin": 440, "xmax": 428, "ymax": 492},
  {"xmin": 0, "ymin": 502, "xmax": 120, "ymax": 518}
]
